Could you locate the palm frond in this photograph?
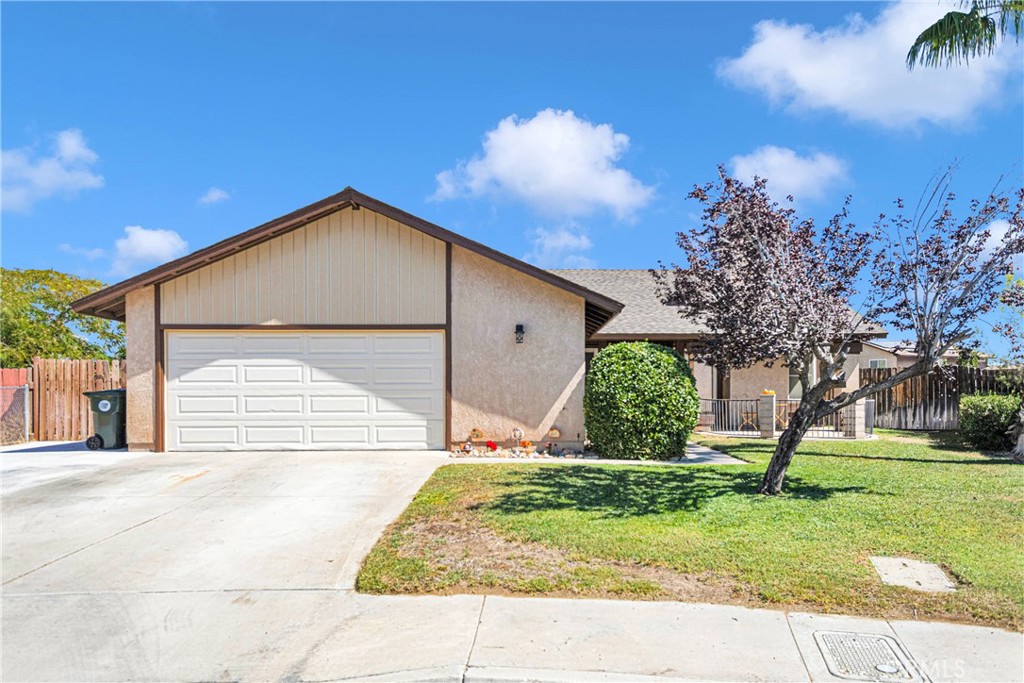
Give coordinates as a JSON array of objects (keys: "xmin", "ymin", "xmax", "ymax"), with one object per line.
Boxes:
[{"xmin": 906, "ymin": 8, "xmax": 999, "ymax": 69}]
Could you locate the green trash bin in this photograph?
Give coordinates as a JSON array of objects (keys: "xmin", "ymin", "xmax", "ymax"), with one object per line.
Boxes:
[{"xmin": 84, "ymin": 389, "xmax": 127, "ymax": 450}]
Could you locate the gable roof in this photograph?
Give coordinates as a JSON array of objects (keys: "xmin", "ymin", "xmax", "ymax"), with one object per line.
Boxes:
[
  {"xmin": 71, "ymin": 188, "xmax": 624, "ymax": 331},
  {"xmin": 552, "ymin": 269, "xmax": 888, "ymax": 341}
]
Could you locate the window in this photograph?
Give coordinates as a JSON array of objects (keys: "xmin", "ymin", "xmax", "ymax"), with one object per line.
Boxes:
[
  {"xmin": 788, "ymin": 365, "xmax": 802, "ymax": 399},
  {"xmin": 868, "ymin": 359, "xmax": 887, "ymax": 369}
]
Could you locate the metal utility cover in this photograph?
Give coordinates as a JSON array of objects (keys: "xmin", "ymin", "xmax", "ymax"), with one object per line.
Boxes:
[{"xmin": 814, "ymin": 631, "xmax": 929, "ymax": 682}]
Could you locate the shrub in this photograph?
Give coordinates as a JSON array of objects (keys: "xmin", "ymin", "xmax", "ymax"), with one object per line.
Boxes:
[
  {"xmin": 959, "ymin": 393, "xmax": 1021, "ymax": 451},
  {"xmin": 584, "ymin": 341, "xmax": 700, "ymax": 460}
]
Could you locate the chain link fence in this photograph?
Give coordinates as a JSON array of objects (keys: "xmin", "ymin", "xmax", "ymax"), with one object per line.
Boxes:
[{"xmin": 1, "ymin": 385, "xmax": 31, "ymax": 446}]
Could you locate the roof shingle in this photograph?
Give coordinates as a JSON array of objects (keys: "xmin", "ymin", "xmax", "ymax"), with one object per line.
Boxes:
[{"xmin": 549, "ymin": 269, "xmax": 707, "ymax": 338}]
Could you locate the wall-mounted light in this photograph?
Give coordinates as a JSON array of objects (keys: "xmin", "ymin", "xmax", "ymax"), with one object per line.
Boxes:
[{"xmin": 515, "ymin": 324, "xmax": 525, "ymax": 344}]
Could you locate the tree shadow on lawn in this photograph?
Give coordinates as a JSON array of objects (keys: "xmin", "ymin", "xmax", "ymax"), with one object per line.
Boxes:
[
  {"xmin": 483, "ymin": 465, "xmax": 870, "ymax": 519},
  {"xmin": 711, "ymin": 442, "xmax": 1015, "ymax": 466}
]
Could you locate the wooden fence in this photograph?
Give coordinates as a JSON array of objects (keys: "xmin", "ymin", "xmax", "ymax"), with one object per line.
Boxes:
[
  {"xmin": 860, "ymin": 366, "xmax": 1024, "ymax": 430},
  {"xmin": 31, "ymin": 358, "xmax": 126, "ymax": 441}
]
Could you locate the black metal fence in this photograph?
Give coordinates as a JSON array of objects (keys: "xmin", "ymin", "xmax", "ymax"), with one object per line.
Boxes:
[{"xmin": 698, "ymin": 398, "xmax": 875, "ymax": 439}]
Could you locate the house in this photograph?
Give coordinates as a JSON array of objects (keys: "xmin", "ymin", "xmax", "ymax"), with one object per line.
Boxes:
[
  {"xmin": 552, "ymin": 269, "xmax": 887, "ymax": 401},
  {"xmin": 859, "ymin": 339, "xmax": 986, "ymax": 369},
  {"xmin": 72, "ymin": 189, "xmax": 887, "ymax": 453},
  {"xmin": 72, "ymin": 188, "xmax": 622, "ymax": 452}
]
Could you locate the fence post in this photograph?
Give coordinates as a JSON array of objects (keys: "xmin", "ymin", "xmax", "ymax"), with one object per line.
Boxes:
[
  {"xmin": 758, "ymin": 393, "xmax": 776, "ymax": 439},
  {"xmin": 23, "ymin": 383, "xmax": 31, "ymax": 443},
  {"xmin": 843, "ymin": 400, "xmax": 866, "ymax": 439}
]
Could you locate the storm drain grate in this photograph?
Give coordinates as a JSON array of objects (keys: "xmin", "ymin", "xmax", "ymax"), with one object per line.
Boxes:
[{"xmin": 813, "ymin": 631, "xmax": 928, "ymax": 682}]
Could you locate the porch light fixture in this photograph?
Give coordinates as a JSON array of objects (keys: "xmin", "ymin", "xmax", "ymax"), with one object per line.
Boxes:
[{"xmin": 515, "ymin": 324, "xmax": 525, "ymax": 344}]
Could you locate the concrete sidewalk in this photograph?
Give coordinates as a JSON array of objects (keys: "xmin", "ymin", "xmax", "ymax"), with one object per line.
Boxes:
[{"xmin": 6, "ymin": 590, "xmax": 1019, "ymax": 682}]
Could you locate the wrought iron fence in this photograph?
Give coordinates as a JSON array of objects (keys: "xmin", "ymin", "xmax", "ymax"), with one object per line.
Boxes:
[
  {"xmin": 698, "ymin": 399, "xmax": 761, "ymax": 434},
  {"xmin": 1, "ymin": 385, "xmax": 31, "ymax": 446},
  {"xmin": 699, "ymin": 397, "xmax": 875, "ymax": 439}
]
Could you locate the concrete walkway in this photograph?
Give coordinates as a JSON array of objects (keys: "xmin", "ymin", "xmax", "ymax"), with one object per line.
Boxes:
[{"xmin": 451, "ymin": 442, "xmax": 746, "ymax": 466}]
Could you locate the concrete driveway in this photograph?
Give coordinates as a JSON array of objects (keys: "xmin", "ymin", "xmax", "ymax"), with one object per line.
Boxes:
[{"xmin": 2, "ymin": 449, "xmax": 449, "ymax": 681}]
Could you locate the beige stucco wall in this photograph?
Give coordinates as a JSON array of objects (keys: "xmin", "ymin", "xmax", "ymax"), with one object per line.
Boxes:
[
  {"xmin": 729, "ymin": 361, "xmax": 789, "ymax": 399},
  {"xmin": 125, "ymin": 287, "xmax": 155, "ymax": 451},
  {"xmin": 160, "ymin": 206, "xmax": 447, "ymax": 325},
  {"xmin": 451, "ymin": 246, "xmax": 586, "ymax": 447},
  {"xmin": 857, "ymin": 344, "xmax": 899, "ymax": 370}
]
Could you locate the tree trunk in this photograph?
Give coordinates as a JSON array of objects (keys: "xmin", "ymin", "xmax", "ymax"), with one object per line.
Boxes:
[{"xmin": 758, "ymin": 398, "xmax": 817, "ymax": 495}]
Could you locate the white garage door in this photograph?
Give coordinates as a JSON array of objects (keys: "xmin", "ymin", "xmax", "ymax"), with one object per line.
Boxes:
[{"xmin": 165, "ymin": 331, "xmax": 444, "ymax": 451}]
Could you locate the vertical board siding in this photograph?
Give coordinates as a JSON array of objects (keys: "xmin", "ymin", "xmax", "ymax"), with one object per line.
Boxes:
[
  {"xmin": 158, "ymin": 206, "xmax": 448, "ymax": 326},
  {"xmin": 30, "ymin": 358, "xmax": 127, "ymax": 441}
]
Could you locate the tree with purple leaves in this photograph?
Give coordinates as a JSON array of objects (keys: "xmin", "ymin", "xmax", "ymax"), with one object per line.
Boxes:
[{"xmin": 655, "ymin": 166, "xmax": 1024, "ymax": 495}]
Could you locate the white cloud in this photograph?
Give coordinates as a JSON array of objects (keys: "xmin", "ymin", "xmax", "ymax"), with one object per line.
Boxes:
[
  {"xmin": 199, "ymin": 186, "xmax": 231, "ymax": 204},
  {"xmin": 523, "ymin": 224, "xmax": 596, "ymax": 269},
  {"xmin": 433, "ymin": 108, "xmax": 654, "ymax": 220},
  {"xmin": 730, "ymin": 145, "xmax": 849, "ymax": 202},
  {"xmin": 111, "ymin": 225, "xmax": 189, "ymax": 276},
  {"xmin": 718, "ymin": 1, "xmax": 1020, "ymax": 128},
  {"xmin": 58, "ymin": 243, "xmax": 106, "ymax": 261},
  {"xmin": 2, "ymin": 129, "xmax": 104, "ymax": 212}
]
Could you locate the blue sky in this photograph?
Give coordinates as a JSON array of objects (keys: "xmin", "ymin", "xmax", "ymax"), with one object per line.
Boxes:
[{"xmin": 2, "ymin": 2, "xmax": 1022, "ymax": 350}]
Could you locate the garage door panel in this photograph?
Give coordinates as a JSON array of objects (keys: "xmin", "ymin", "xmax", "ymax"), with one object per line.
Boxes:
[
  {"xmin": 309, "ymin": 364, "xmax": 370, "ymax": 384},
  {"xmin": 307, "ymin": 335, "xmax": 370, "ymax": 355},
  {"xmin": 244, "ymin": 425, "xmax": 305, "ymax": 445},
  {"xmin": 173, "ymin": 364, "xmax": 239, "ymax": 385},
  {"xmin": 242, "ymin": 365, "xmax": 305, "ymax": 384},
  {"xmin": 309, "ymin": 395, "xmax": 371, "ymax": 415},
  {"xmin": 310, "ymin": 425, "xmax": 372, "ymax": 446},
  {"xmin": 375, "ymin": 422, "xmax": 443, "ymax": 447},
  {"xmin": 166, "ymin": 331, "xmax": 444, "ymax": 451},
  {"xmin": 240, "ymin": 334, "xmax": 306, "ymax": 355},
  {"xmin": 374, "ymin": 394, "xmax": 441, "ymax": 418},
  {"xmin": 372, "ymin": 334, "xmax": 439, "ymax": 355},
  {"xmin": 174, "ymin": 425, "xmax": 240, "ymax": 447},
  {"xmin": 173, "ymin": 395, "xmax": 239, "ymax": 418},
  {"xmin": 170, "ymin": 334, "xmax": 239, "ymax": 356},
  {"xmin": 374, "ymin": 363, "xmax": 440, "ymax": 384},
  {"xmin": 243, "ymin": 395, "xmax": 304, "ymax": 414}
]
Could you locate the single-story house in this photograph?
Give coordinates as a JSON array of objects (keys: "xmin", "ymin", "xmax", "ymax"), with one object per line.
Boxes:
[
  {"xmin": 72, "ymin": 188, "xmax": 622, "ymax": 452},
  {"xmin": 73, "ymin": 189, "xmax": 888, "ymax": 452}
]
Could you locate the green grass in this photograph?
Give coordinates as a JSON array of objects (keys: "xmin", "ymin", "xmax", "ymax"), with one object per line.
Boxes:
[{"xmin": 358, "ymin": 430, "xmax": 1024, "ymax": 630}]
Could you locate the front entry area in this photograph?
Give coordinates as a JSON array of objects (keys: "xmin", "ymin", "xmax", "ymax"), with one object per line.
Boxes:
[{"xmin": 164, "ymin": 330, "xmax": 445, "ymax": 451}]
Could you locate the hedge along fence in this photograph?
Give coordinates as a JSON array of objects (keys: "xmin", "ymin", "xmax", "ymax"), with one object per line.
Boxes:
[{"xmin": 959, "ymin": 394, "xmax": 1021, "ymax": 451}]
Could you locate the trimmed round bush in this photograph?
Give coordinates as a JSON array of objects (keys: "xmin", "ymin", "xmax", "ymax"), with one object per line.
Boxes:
[
  {"xmin": 959, "ymin": 393, "xmax": 1021, "ymax": 451},
  {"xmin": 584, "ymin": 342, "xmax": 700, "ymax": 460}
]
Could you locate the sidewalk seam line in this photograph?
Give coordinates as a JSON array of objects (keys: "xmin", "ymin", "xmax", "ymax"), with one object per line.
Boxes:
[
  {"xmin": 785, "ymin": 611, "xmax": 814, "ymax": 682},
  {"xmin": 464, "ymin": 594, "xmax": 487, "ymax": 682}
]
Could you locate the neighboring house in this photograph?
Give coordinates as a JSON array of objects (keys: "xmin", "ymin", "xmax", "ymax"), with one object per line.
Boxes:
[
  {"xmin": 859, "ymin": 339, "xmax": 986, "ymax": 369},
  {"xmin": 73, "ymin": 189, "xmax": 622, "ymax": 452},
  {"xmin": 553, "ymin": 269, "xmax": 887, "ymax": 402}
]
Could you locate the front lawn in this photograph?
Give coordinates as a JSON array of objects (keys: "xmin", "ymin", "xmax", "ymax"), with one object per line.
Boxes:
[{"xmin": 358, "ymin": 431, "xmax": 1024, "ymax": 630}]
